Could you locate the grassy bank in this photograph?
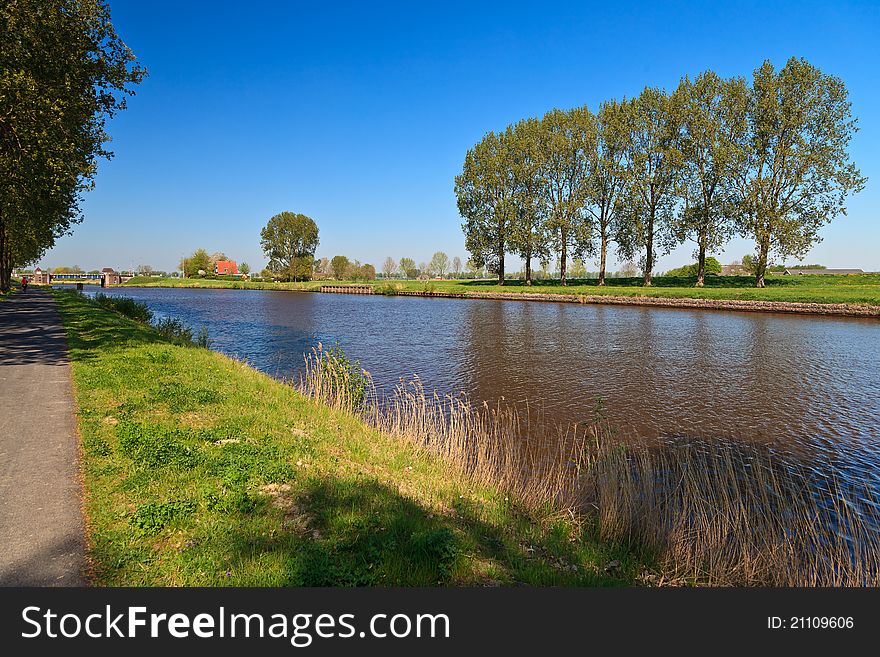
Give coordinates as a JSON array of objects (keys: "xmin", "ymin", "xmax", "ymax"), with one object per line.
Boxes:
[
  {"xmin": 52, "ymin": 289, "xmax": 639, "ymax": 586},
  {"xmin": 122, "ymin": 274, "xmax": 880, "ymax": 306}
]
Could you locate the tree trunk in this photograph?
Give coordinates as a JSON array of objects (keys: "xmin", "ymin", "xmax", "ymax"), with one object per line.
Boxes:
[
  {"xmin": 643, "ymin": 218, "xmax": 654, "ymax": 287},
  {"xmin": 497, "ymin": 251, "xmax": 505, "ymax": 286},
  {"xmin": 598, "ymin": 230, "xmax": 607, "ymax": 286},
  {"xmin": 559, "ymin": 230, "xmax": 568, "ymax": 286},
  {"xmin": 525, "ymin": 255, "xmax": 532, "ymax": 286},
  {"xmin": 695, "ymin": 241, "xmax": 706, "ymax": 288},
  {"xmin": 0, "ymin": 213, "xmax": 11, "ymax": 294},
  {"xmin": 755, "ymin": 238, "xmax": 769, "ymax": 288}
]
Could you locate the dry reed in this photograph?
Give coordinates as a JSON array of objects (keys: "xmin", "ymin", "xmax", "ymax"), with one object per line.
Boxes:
[{"xmin": 299, "ymin": 345, "xmax": 880, "ymax": 586}]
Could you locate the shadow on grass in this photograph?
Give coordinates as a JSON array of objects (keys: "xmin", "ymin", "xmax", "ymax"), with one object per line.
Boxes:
[
  {"xmin": 53, "ymin": 289, "xmax": 172, "ymax": 359},
  {"xmin": 220, "ymin": 477, "xmax": 639, "ymax": 587}
]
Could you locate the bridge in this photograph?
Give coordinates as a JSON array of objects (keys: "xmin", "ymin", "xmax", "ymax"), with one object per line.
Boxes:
[
  {"xmin": 29, "ymin": 268, "xmax": 127, "ymax": 287},
  {"xmin": 49, "ymin": 273, "xmax": 104, "ymax": 281}
]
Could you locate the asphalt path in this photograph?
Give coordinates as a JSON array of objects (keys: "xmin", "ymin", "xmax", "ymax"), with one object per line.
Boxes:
[{"xmin": 0, "ymin": 289, "xmax": 85, "ymax": 586}]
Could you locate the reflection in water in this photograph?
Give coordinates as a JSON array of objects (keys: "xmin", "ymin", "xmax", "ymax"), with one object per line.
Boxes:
[{"xmin": 81, "ymin": 286, "xmax": 880, "ymax": 469}]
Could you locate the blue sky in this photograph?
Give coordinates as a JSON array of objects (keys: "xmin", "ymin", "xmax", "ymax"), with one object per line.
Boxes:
[{"xmin": 42, "ymin": 0, "xmax": 880, "ymax": 273}]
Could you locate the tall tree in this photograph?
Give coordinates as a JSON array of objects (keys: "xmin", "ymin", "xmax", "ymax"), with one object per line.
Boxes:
[
  {"xmin": 507, "ymin": 118, "xmax": 548, "ymax": 285},
  {"xmin": 399, "ymin": 257, "xmax": 418, "ymax": 279},
  {"xmin": 732, "ymin": 58, "xmax": 866, "ymax": 287},
  {"xmin": 585, "ymin": 100, "xmax": 628, "ymax": 286},
  {"xmin": 672, "ymin": 71, "xmax": 749, "ymax": 286},
  {"xmin": 451, "ymin": 256, "xmax": 463, "ymax": 278},
  {"xmin": 455, "ymin": 131, "xmax": 515, "ymax": 285},
  {"xmin": 183, "ymin": 248, "xmax": 211, "ymax": 277},
  {"xmin": 330, "ymin": 255, "xmax": 350, "ymax": 280},
  {"xmin": 0, "ymin": 0, "xmax": 145, "ymax": 291},
  {"xmin": 429, "ymin": 251, "xmax": 450, "ymax": 277},
  {"xmin": 619, "ymin": 88, "xmax": 683, "ymax": 286},
  {"xmin": 536, "ymin": 107, "xmax": 596, "ymax": 286},
  {"xmin": 260, "ymin": 211, "xmax": 320, "ymax": 282},
  {"xmin": 381, "ymin": 256, "xmax": 397, "ymax": 278}
]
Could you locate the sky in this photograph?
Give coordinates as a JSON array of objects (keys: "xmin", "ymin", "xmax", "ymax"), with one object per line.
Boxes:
[{"xmin": 41, "ymin": 0, "xmax": 880, "ymax": 273}]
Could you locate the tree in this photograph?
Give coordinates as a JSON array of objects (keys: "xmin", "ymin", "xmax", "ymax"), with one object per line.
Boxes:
[
  {"xmin": 618, "ymin": 88, "xmax": 683, "ymax": 286},
  {"xmin": 456, "ymin": 131, "xmax": 515, "ymax": 285},
  {"xmin": 239, "ymin": 262, "xmax": 250, "ymax": 275},
  {"xmin": 536, "ymin": 107, "xmax": 596, "ymax": 286},
  {"xmin": 381, "ymin": 256, "xmax": 397, "ymax": 278},
  {"xmin": 208, "ymin": 251, "xmax": 228, "ymax": 273},
  {"xmin": 429, "ymin": 251, "xmax": 450, "ymax": 277},
  {"xmin": 399, "ymin": 257, "xmax": 418, "ymax": 279},
  {"xmin": 0, "ymin": 0, "xmax": 146, "ymax": 292},
  {"xmin": 665, "ymin": 256, "xmax": 722, "ymax": 277},
  {"xmin": 585, "ymin": 100, "xmax": 629, "ymax": 286},
  {"xmin": 507, "ymin": 118, "xmax": 548, "ymax": 285},
  {"xmin": 451, "ymin": 256, "xmax": 462, "ymax": 278},
  {"xmin": 732, "ymin": 58, "xmax": 866, "ymax": 287},
  {"xmin": 672, "ymin": 71, "xmax": 749, "ymax": 286},
  {"xmin": 330, "ymin": 255, "xmax": 349, "ymax": 280},
  {"xmin": 260, "ymin": 211, "xmax": 320, "ymax": 282},
  {"xmin": 313, "ymin": 257, "xmax": 330, "ymax": 278},
  {"xmin": 741, "ymin": 254, "xmax": 757, "ymax": 275},
  {"xmin": 183, "ymin": 249, "xmax": 211, "ymax": 277},
  {"xmin": 136, "ymin": 264, "xmax": 153, "ymax": 275}
]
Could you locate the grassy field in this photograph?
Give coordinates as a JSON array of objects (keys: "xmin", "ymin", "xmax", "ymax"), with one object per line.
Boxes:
[
  {"xmin": 122, "ymin": 273, "xmax": 880, "ymax": 305},
  {"xmin": 52, "ymin": 289, "xmax": 640, "ymax": 586}
]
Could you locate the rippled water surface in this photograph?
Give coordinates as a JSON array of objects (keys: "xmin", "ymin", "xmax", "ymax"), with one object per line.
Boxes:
[{"xmin": 82, "ymin": 286, "xmax": 880, "ymax": 473}]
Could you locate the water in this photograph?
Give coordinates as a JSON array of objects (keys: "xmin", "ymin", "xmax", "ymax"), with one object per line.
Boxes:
[{"xmin": 77, "ymin": 286, "xmax": 880, "ymax": 476}]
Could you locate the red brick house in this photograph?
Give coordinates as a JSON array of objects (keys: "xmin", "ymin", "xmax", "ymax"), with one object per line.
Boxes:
[{"xmin": 215, "ymin": 260, "xmax": 238, "ymax": 275}]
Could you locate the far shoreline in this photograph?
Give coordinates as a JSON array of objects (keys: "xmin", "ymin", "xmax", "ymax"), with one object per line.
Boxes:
[{"xmin": 98, "ymin": 276, "xmax": 880, "ymax": 319}]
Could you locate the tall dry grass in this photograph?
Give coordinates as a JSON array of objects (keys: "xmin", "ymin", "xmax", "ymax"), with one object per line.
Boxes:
[{"xmin": 300, "ymin": 345, "xmax": 880, "ymax": 586}]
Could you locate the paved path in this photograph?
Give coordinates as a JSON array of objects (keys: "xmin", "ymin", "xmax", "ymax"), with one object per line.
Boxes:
[{"xmin": 0, "ymin": 289, "xmax": 85, "ymax": 586}]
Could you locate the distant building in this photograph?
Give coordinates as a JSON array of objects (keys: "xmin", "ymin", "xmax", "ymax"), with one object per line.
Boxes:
[
  {"xmin": 781, "ymin": 268, "xmax": 863, "ymax": 275},
  {"xmin": 215, "ymin": 260, "xmax": 238, "ymax": 275},
  {"xmin": 720, "ymin": 263, "xmax": 749, "ymax": 276},
  {"xmin": 31, "ymin": 267, "xmax": 51, "ymax": 285}
]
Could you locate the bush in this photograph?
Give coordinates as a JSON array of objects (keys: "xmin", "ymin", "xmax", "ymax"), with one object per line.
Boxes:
[
  {"xmin": 664, "ymin": 257, "xmax": 722, "ymax": 278},
  {"xmin": 93, "ymin": 293, "xmax": 152, "ymax": 323},
  {"xmin": 154, "ymin": 317, "xmax": 193, "ymax": 343},
  {"xmin": 153, "ymin": 317, "xmax": 211, "ymax": 348}
]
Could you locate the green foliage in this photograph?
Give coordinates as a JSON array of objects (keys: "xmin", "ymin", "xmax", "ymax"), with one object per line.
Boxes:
[
  {"xmin": 93, "ymin": 293, "xmax": 152, "ymax": 323},
  {"xmin": 117, "ymin": 422, "xmax": 201, "ymax": 470},
  {"xmin": 671, "ymin": 72, "xmax": 747, "ymax": 281},
  {"xmin": 153, "ymin": 317, "xmax": 210, "ymax": 348},
  {"xmin": 0, "ymin": 0, "xmax": 145, "ymax": 291},
  {"xmin": 428, "ymin": 251, "xmax": 450, "ymax": 277},
  {"xmin": 398, "ymin": 257, "xmax": 418, "ymax": 279},
  {"xmin": 732, "ymin": 58, "xmax": 866, "ymax": 286},
  {"xmin": 182, "ymin": 248, "xmax": 211, "ymax": 277},
  {"xmin": 260, "ymin": 212, "xmax": 320, "ymax": 282},
  {"xmin": 455, "ymin": 130, "xmax": 515, "ymax": 283},
  {"xmin": 131, "ymin": 500, "xmax": 197, "ymax": 533},
  {"xmin": 665, "ymin": 257, "xmax": 722, "ymax": 277},
  {"xmin": 455, "ymin": 59, "xmax": 863, "ymax": 291},
  {"xmin": 321, "ymin": 343, "xmax": 369, "ymax": 411},
  {"xmin": 330, "ymin": 255, "xmax": 349, "ymax": 280}
]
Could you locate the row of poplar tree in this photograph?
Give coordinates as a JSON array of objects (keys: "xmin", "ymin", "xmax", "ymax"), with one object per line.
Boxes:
[
  {"xmin": 0, "ymin": 1, "xmax": 144, "ymax": 293},
  {"xmin": 454, "ymin": 57, "xmax": 866, "ymax": 288}
]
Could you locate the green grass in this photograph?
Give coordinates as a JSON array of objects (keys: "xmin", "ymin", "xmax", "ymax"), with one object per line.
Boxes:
[
  {"xmin": 52, "ymin": 289, "xmax": 641, "ymax": 586},
  {"xmin": 123, "ymin": 273, "xmax": 880, "ymax": 305}
]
